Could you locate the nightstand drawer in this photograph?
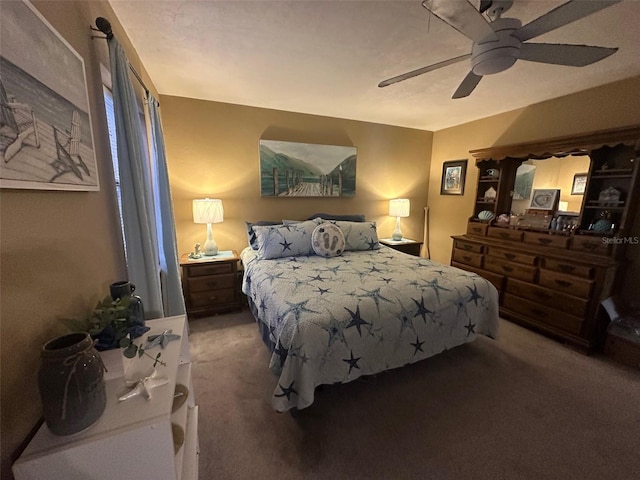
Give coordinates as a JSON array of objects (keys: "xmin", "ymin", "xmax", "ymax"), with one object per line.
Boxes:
[
  {"xmin": 487, "ymin": 247, "xmax": 537, "ymax": 266},
  {"xmin": 484, "ymin": 256, "xmax": 536, "ymax": 283},
  {"xmin": 185, "ymin": 263, "xmax": 233, "ymax": 277},
  {"xmin": 188, "ymin": 273, "xmax": 235, "ymax": 293},
  {"xmin": 189, "ymin": 288, "xmax": 236, "ymax": 308},
  {"xmin": 452, "ymin": 248, "xmax": 483, "ymax": 268},
  {"xmin": 538, "ymin": 269, "xmax": 593, "ymax": 298}
]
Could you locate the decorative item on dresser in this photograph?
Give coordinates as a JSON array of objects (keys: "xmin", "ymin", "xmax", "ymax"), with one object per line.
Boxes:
[
  {"xmin": 453, "ymin": 125, "xmax": 640, "ymax": 354},
  {"xmin": 379, "ymin": 238, "xmax": 423, "ymax": 257},
  {"xmin": 180, "ymin": 251, "xmax": 242, "ymax": 317}
]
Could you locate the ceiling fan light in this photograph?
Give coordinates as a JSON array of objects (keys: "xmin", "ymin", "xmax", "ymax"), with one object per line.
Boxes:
[{"xmin": 472, "ymin": 49, "xmax": 519, "ymax": 75}]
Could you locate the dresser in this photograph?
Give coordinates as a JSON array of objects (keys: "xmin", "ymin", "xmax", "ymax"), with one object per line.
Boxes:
[
  {"xmin": 180, "ymin": 251, "xmax": 242, "ymax": 317},
  {"xmin": 13, "ymin": 316, "xmax": 198, "ymax": 480}
]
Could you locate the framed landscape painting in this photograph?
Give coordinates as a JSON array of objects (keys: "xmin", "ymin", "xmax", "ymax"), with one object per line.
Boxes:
[
  {"xmin": 0, "ymin": 0, "xmax": 99, "ymax": 191},
  {"xmin": 259, "ymin": 140, "xmax": 356, "ymax": 197},
  {"xmin": 440, "ymin": 159, "xmax": 467, "ymax": 195}
]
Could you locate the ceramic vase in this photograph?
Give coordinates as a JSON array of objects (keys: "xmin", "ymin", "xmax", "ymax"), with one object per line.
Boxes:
[
  {"xmin": 110, "ymin": 281, "xmax": 145, "ymax": 327},
  {"xmin": 38, "ymin": 332, "xmax": 106, "ymax": 435}
]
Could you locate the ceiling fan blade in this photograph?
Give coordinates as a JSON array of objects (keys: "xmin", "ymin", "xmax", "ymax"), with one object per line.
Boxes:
[
  {"xmin": 514, "ymin": 0, "xmax": 622, "ymax": 42},
  {"xmin": 378, "ymin": 53, "xmax": 471, "ymax": 88},
  {"xmin": 519, "ymin": 43, "xmax": 618, "ymax": 67},
  {"xmin": 452, "ymin": 71, "xmax": 482, "ymax": 99},
  {"xmin": 422, "ymin": 0, "xmax": 498, "ymax": 43}
]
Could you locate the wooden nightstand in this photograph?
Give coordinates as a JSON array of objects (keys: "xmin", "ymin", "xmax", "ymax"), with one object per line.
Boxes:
[
  {"xmin": 180, "ymin": 251, "xmax": 242, "ymax": 317},
  {"xmin": 380, "ymin": 238, "xmax": 423, "ymax": 257}
]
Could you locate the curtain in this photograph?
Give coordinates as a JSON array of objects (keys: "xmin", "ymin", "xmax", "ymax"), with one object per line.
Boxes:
[
  {"xmin": 108, "ymin": 39, "xmax": 163, "ymax": 319},
  {"xmin": 148, "ymin": 94, "xmax": 185, "ymax": 316}
]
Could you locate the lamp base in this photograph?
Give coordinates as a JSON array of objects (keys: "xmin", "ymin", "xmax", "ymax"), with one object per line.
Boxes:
[
  {"xmin": 391, "ymin": 217, "xmax": 403, "ymax": 241},
  {"xmin": 203, "ymin": 223, "xmax": 219, "ymax": 256}
]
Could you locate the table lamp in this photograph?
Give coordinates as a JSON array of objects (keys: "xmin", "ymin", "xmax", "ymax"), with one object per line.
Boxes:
[
  {"xmin": 389, "ymin": 198, "xmax": 410, "ymax": 241},
  {"xmin": 192, "ymin": 198, "xmax": 224, "ymax": 256}
]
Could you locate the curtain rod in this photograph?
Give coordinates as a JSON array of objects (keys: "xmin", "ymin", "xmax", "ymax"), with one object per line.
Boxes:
[{"xmin": 91, "ymin": 17, "xmax": 152, "ymax": 97}]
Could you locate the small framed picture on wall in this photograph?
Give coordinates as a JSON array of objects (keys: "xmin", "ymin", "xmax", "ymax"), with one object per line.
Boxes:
[
  {"xmin": 440, "ymin": 159, "xmax": 467, "ymax": 195},
  {"xmin": 571, "ymin": 173, "xmax": 588, "ymax": 195}
]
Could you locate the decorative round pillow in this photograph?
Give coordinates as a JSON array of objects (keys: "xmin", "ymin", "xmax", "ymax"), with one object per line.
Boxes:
[{"xmin": 312, "ymin": 223, "xmax": 345, "ymax": 257}]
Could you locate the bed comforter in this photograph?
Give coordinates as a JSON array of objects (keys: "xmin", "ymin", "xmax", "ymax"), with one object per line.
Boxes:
[{"xmin": 241, "ymin": 246, "xmax": 499, "ymax": 412}]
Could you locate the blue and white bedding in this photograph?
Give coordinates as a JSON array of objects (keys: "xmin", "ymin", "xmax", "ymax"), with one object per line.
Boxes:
[{"xmin": 241, "ymin": 246, "xmax": 499, "ymax": 412}]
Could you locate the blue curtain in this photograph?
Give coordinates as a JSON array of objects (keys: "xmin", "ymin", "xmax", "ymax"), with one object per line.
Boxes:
[
  {"xmin": 148, "ymin": 94, "xmax": 185, "ymax": 316},
  {"xmin": 108, "ymin": 39, "xmax": 163, "ymax": 319}
]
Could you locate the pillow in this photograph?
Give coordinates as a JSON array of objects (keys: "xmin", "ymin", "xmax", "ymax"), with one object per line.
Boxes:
[
  {"xmin": 253, "ymin": 220, "xmax": 317, "ymax": 259},
  {"xmin": 283, "ymin": 217, "xmax": 324, "ymax": 225},
  {"xmin": 334, "ymin": 221, "xmax": 380, "ymax": 251},
  {"xmin": 245, "ymin": 221, "xmax": 281, "ymax": 250},
  {"xmin": 306, "ymin": 213, "xmax": 366, "ymax": 222},
  {"xmin": 312, "ymin": 223, "xmax": 345, "ymax": 257}
]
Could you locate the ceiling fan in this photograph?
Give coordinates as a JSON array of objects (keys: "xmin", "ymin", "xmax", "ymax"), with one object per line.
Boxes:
[{"xmin": 378, "ymin": 0, "xmax": 621, "ymax": 98}]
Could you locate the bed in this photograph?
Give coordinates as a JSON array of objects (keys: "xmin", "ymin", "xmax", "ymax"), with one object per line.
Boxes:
[{"xmin": 241, "ymin": 218, "xmax": 499, "ymax": 412}]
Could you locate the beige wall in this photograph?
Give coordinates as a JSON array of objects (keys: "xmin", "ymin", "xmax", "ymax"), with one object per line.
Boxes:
[
  {"xmin": 0, "ymin": 2, "xmax": 154, "ymax": 478},
  {"xmin": 160, "ymin": 96, "xmax": 433, "ymax": 257},
  {"xmin": 427, "ymin": 76, "xmax": 640, "ymax": 265}
]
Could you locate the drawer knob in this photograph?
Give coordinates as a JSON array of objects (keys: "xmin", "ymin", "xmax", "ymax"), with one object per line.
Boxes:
[
  {"xmin": 555, "ymin": 280, "xmax": 572, "ymax": 288},
  {"xmin": 504, "ymin": 253, "xmax": 516, "ymax": 260},
  {"xmin": 533, "ymin": 291, "xmax": 553, "ymax": 300},
  {"xmin": 463, "ymin": 244, "xmax": 473, "ymax": 251},
  {"xmin": 538, "ymin": 238, "xmax": 552, "ymax": 245},
  {"xmin": 462, "ymin": 255, "xmax": 472, "ymax": 262},
  {"xmin": 557, "ymin": 264, "xmax": 575, "ymax": 274},
  {"xmin": 582, "ymin": 242, "xmax": 598, "ymax": 250},
  {"xmin": 499, "ymin": 233, "xmax": 509, "ymax": 239},
  {"xmin": 502, "ymin": 266, "xmax": 514, "ymax": 273}
]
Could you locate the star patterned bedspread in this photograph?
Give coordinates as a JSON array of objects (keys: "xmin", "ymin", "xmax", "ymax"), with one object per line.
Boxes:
[{"xmin": 241, "ymin": 246, "xmax": 499, "ymax": 412}]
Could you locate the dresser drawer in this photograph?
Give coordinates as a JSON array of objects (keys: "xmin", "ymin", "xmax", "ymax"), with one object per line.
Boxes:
[
  {"xmin": 570, "ymin": 235, "xmax": 612, "ymax": 256},
  {"xmin": 487, "ymin": 227, "xmax": 523, "ymax": 242},
  {"xmin": 467, "ymin": 221, "xmax": 489, "ymax": 237},
  {"xmin": 487, "ymin": 247, "xmax": 537, "ymax": 266},
  {"xmin": 484, "ymin": 256, "xmax": 536, "ymax": 283},
  {"xmin": 185, "ymin": 262, "xmax": 233, "ymax": 277},
  {"xmin": 538, "ymin": 269, "xmax": 593, "ymax": 298},
  {"xmin": 187, "ymin": 273, "xmax": 235, "ymax": 293},
  {"xmin": 505, "ymin": 278, "xmax": 588, "ymax": 317},
  {"xmin": 451, "ymin": 262, "xmax": 504, "ymax": 293},
  {"xmin": 543, "ymin": 258, "xmax": 594, "ymax": 279},
  {"xmin": 503, "ymin": 293, "xmax": 583, "ymax": 335},
  {"xmin": 454, "ymin": 239, "xmax": 484, "ymax": 254},
  {"xmin": 189, "ymin": 288, "xmax": 236, "ymax": 308},
  {"xmin": 452, "ymin": 249, "xmax": 483, "ymax": 268},
  {"xmin": 523, "ymin": 231, "xmax": 569, "ymax": 249}
]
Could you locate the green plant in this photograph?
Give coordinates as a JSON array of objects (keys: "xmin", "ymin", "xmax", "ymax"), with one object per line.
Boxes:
[{"xmin": 87, "ymin": 295, "xmax": 131, "ymax": 338}]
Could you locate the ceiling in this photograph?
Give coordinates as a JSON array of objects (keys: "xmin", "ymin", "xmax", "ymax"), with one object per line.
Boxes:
[{"xmin": 108, "ymin": 0, "xmax": 640, "ymax": 131}]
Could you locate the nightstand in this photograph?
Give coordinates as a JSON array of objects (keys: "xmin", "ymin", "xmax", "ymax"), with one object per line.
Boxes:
[
  {"xmin": 380, "ymin": 238, "xmax": 423, "ymax": 257},
  {"xmin": 180, "ymin": 251, "xmax": 242, "ymax": 317}
]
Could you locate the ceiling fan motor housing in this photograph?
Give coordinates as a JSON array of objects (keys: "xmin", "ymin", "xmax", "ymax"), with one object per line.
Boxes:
[{"xmin": 471, "ymin": 18, "xmax": 522, "ymax": 76}]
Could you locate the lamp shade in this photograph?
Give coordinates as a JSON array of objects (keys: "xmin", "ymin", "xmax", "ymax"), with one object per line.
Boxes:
[
  {"xmin": 389, "ymin": 199, "xmax": 410, "ymax": 218},
  {"xmin": 193, "ymin": 198, "xmax": 224, "ymax": 224}
]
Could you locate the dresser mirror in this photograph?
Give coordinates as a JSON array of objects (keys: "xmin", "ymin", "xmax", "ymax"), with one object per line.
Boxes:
[{"xmin": 509, "ymin": 155, "xmax": 591, "ymax": 216}]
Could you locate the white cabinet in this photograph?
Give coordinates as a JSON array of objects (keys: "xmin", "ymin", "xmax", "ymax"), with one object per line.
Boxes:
[{"xmin": 13, "ymin": 316, "xmax": 199, "ymax": 480}]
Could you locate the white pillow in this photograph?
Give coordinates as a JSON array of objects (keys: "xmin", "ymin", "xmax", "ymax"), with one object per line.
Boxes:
[
  {"xmin": 253, "ymin": 220, "xmax": 317, "ymax": 259},
  {"xmin": 312, "ymin": 223, "xmax": 345, "ymax": 257}
]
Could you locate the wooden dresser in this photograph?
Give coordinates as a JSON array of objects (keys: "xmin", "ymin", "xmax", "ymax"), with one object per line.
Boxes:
[
  {"xmin": 451, "ymin": 126, "xmax": 640, "ymax": 354},
  {"xmin": 180, "ymin": 251, "xmax": 242, "ymax": 317},
  {"xmin": 452, "ymin": 228, "xmax": 619, "ymax": 353}
]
